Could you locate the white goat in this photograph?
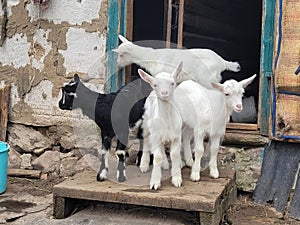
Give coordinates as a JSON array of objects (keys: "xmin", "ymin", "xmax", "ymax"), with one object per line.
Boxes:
[
  {"xmin": 113, "ymin": 35, "xmax": 241, "ymax": 89},
  {"xmin": 138, "ymin": 62, "xmax": 183, "ymax": 190},
  {"xmin": 174, "ymin": 74, "xmax": 256, "ymax": 181}
]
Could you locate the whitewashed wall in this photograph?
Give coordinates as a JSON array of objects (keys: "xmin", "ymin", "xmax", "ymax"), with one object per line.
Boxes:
[{"xmin": 0, "ymin": 0, "xmax": 108, "ymax": 127}]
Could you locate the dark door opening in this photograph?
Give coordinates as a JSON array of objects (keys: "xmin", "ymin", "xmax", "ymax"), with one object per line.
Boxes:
[
  {"xmin": 131, "ymin": 0, "xmax": 262, "ymax": 124},
  {"xmin": 131, "ymin": 0, "xmax": 167, "ymax": 81}
]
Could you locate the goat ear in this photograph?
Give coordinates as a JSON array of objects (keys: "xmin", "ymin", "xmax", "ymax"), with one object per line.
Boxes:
[
  {"xmin": 119, "ymin": 35, "xmax": 130, "ymax": 43},
  {"xmin": 138, "ymin": 69, "xmax": 153, "ymax": 86},
  {"xmin": 74, "ymin": 74, "xmax": 80, "ymax": 82},
  {"xmin": 172, "ymin": 61, "xmax": 183, "ymax": 79},
  {"xmin": 240, "ymin": 74, "xmax": 257, "ymax": 89},
  {"xmin": 211, "ymin": 82, "xmax": 224, "ymax": 92}
]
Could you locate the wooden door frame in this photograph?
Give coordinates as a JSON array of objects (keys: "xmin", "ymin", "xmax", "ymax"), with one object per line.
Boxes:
[{"xmin": 110, "ymin": 0, "xmax": 274, "ymax": 137}]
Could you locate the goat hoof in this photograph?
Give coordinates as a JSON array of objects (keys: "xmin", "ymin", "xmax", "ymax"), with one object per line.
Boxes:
[
  {"xmin": 190, "ymin": 172, "xmax": 200, "ymax": 182},
  {"xmin": 172, "ymin": 176, "xmax": 182, "ymax": 187},
  {"xmin": 150, "ymin": 181, "xmax": 161, "ymax": 190},
  {"xmin": 118, "ymin": 175, "xmax": 127, "ymax": 182},
  {"xmin": 139, "ymin": 166, "xmax": 149, "ymax": 173},
  {"xmin": 209, "ymin": 170, "xmax": 219, "ymax": 179},
  {"xmin": 96, "ymin": 174, "xmax": 106, "ymax": 182}
]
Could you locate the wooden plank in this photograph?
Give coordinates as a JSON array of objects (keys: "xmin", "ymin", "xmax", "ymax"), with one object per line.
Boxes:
[
  {"xmin": 165, "ymin": 0, "xmax": 172, "ymax": 48},
  {"xmin": 226, "ymin": 123, "xmax": 258, "ymax": 131},
  {"xmin": 53, "ymin": 196, "xmax": 78, "ymax": 219},
  {"xmin": 106, "ymin": 0, "xmax": 120, "ymax": 93},
  {"xmin": 117, "ymin": 0, "xmax": 126, "ymax": 87},
  {"xmin": 224, "ymin": 131, "xmax": 269, "ymax": 146},
  {"xmin": 126, "ymin": 0, "xmax": 133, "ymax": 41},
  {"xmin": 53, "ymin": 167, "xmax": 236, "ymax": 215},
  {"xmin": 259, "ymin": 0, "xmax": 276, "ymax": 136},
  {"xmin": 290, "ymin": 167, "xmax": 300, "ymax": 220},
  {"xmin": 124, "ymin": 0, "xmax": 133, "ymax": 84},
  {"xmin": 253, "ymin": 140, "xmax": 300, "ymax": 213},
  {"xmin": 177, "ymin": 0, "xmax": 184, "ymax": 48},
  {"xmin": 0, "ymin": 85, "xmax": 10, "ymax": 142},
  {"xmin": 7, "ymin": 169, "xmax": 42, "ymax": 179}
]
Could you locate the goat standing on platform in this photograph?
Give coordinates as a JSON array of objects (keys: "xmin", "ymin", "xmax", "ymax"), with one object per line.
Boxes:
[
  {"xmin": 174, "ymin": 74, "xmax": 257, "ymax": 181},
  {"xmin": 138, "ymin": 62, "xmax": 183, "ymax": 190},
  {"xmin": 58, "ymin": 74, "xmax": 152, "ymax": 182}
]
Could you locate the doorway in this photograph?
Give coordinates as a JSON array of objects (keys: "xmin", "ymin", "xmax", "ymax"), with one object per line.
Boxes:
[{"xmin": 128, "ymin": 0, "xmax": 262, "ymax": 125}]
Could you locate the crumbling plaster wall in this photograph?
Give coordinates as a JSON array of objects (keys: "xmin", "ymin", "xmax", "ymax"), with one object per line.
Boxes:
[
  {"xmin": 0, "ymin": 0, "xmax": 110, "ymax": 175},
  {"xmin": 1, "ymin": 0, "xmax": 108, "ymax": 125}
]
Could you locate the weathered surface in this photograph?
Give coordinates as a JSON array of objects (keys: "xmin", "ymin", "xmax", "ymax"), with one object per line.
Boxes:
[
  {"xmin": 59, "ymin": 157, "xmax": 79, "ymax": 177},
  {"xmin": 20, "ymin": 153, "xmax": 33, "ymax": 170},
  {"xmin": 218, "ymin": 146, "xmax": 264, "ymax": 192},
  {"xmin": 8, "ymin": 124, "xmax": 52, "ymax": 155},
  {"xmin": 75, "ymin": 153, "xmax": 100, "ymax": 173},
  {"xmin": 254, "ymin": 140, "xmax": 300, "ymax": 219},
  {"xmin": 53, "ymin": 167, "xmax": 237, "ymax": 225},
  {"xmin": 7, "ymin": 147, "xmax": 21, "ymax": 169},
  {"xmin": 0, "ymin": 191, "xmax": 52, "ymax": 224},
  {"xmin": 32, "ymin": 151, "xmax": 60, "ymax": 173},
  {"xmin": 0, "ymin": 85, "xmax": 10, "ymax": 141}
]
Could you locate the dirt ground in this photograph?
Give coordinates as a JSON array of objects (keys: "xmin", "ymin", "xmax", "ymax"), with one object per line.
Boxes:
[{"xmin": 2, "ymin": 174, "xmax": 300, "ymax": 225}]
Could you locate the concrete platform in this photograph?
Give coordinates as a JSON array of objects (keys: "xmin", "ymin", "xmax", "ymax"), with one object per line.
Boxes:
[{"xmin": 53, "ymin": 166, "xmax": 236, "ymax": 225}]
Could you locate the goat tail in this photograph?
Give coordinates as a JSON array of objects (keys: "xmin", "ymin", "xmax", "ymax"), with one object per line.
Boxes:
[{"xmin": 225, "ymin": 61, "xmax": 241, "ymax": 72}]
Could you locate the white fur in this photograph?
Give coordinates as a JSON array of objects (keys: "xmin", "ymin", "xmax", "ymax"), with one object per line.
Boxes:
[
  {"xmin": 139, "ymin": 63, "xmax": 183, "ymax": 190},
  {"xmin": 174, "ymin": 74, "xmax": 257, "ymax": 181},
  {"xmin": 114, "ymin": 35, "xmax": 240, "ymax": 89}
]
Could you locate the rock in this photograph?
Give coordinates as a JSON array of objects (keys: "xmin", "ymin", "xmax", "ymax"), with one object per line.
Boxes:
[
  {"xmin": 52, "ymin": 145, "xmax": 60, "ymax": 152},
  {"xmin": 59, "ymin": 152, "xmax": 74, "ymax": 159},
  {"xmin": 20, "ymin": 154, "xmax": 33, "ymax": 170},
  {"xmin": 60, "ymin": 157, "xmax": 79, "ymax": 177},
  {"xmin": 59, "ymin": 135, "xmax": 75, "ymax": 150},
  {"xmin": 31, "ymin": 151, "xmax": 60, "ymax": 173},
  {"xmin": 8, "ymin": 148, "xmax": 21, "ymax": 169},
  {"xmin": 75, "ymin": 154, "xmax": 100, "ymax": 172},
  {"xmin": 8, "ymin": 124, "xmax": 52, "ymax": 155},
  {"xmin": 218, "ymin": 146, "xmax": 264, "ymax": 192}
]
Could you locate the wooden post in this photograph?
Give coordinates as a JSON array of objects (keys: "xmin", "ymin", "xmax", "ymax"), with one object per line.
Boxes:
[
  {"xmin": 125, "ymin": 0, "xmax": 133, "ymax": 84},
  {"xmin": 0, "ymin": 85, "xmax": 10, "ymax": 142},
  {"xmin": 166, "ymin": 0, "xmax": 173, "ymax": 48},
  {"xmin": 177, "ymin": 0, "xmax": 184, "ymax": 48},
  {"xmin": 106, "ymin": 0, "xmax": 119, "ymax": 93}
]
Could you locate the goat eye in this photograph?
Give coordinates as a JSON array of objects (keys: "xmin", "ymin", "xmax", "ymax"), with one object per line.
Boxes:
[
  {"xmin": 225, "ymin": 93, "xmax": 230, "ymax": 97},
  {"xmin": 171, "ymin": 82, "xmax": 175, "ymax": 86},
  {"xmin": 153, "ymin": 84, "xmax": 157, "ymax": 88}
]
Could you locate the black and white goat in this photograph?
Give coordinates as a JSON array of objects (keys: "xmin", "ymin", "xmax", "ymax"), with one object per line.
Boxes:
[{"xmin": 58, "ymin": 74, "xmax": 151, "ymax": 182}]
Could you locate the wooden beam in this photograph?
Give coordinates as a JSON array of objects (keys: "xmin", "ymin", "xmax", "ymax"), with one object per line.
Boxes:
[
  {"xmin": 7, "ymin": 169, "xmax": 42, "ymax": 179},
  {"xmin": 166, "ymin": 0, "xmax": 172, "ymax": 48},
  {"xmin": 125, "ymin": 0, "xmax": 133, "ymax": 84},
  {"xmin": 259, "ymin": 0, "xmax": 276, "ymax": 136},
  {"xmin": 106, "ymin": 0, "xmax": 119, "ymax": 92},
  {"xmin": 226, "ymin": 123, "xmax": 258, "ymax": 131},
  {"xmin": 0, "ymin": 85, "xmax": 10, "ymax": 142},
  {"xmin": 177, "ymin": 0, "xmax": 184, "ymax": 48},
  {"xmin": 224, "ymin": 131, "xmax": 269, "ymax": 146}
]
